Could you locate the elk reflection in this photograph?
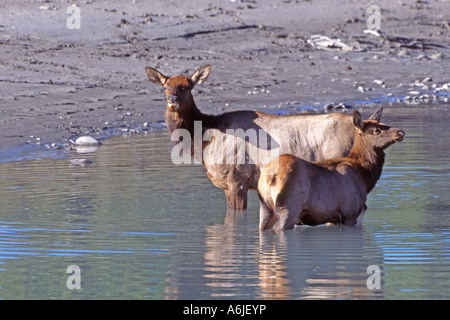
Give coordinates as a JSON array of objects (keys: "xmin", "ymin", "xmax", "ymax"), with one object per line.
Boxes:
[{"xmin": 200, "ymin": 209, "xmax": 383, "ymax": 299}]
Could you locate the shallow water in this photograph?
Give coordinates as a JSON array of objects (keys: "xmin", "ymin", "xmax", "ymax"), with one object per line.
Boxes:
[{"xmin": 0, "ymin": 103, "xmax": 449, "ymax": 300}]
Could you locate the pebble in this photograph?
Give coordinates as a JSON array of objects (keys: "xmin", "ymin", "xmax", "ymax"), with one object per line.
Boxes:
[
  {"xmin": 398, "ymin": 49, "xmax": 409, "ymax": 57},
  {"xmin": 335, "ymin": 103, "xmax": 353, "ymax": 109},
  {"xmin": 324, "ymin": 102, "xmax": 353, "ymax": 110},
  {"xmin": 403, "ymin": 93, "xmax": 440, "ymax": 104},
  {"xmin": 51, "ymin": 143, "xmax": 69, "ymax": 150},
  {"xmin": 70, "ymin": 159, "xmax": 93, "ymax": 166},
  {"xmin": 421, "ymin": 94, "xmax": 431, "ymax": 102},
  {"xmin": 434, "ymin": 83, "xmax": 450, "ymax": 92},
  {"xmin": 373, "ymin": 79, "xmax": 384, "ymax": 86},
  {"xmin": 429, "ymin": 52, "xmax": 443, "ymax": 60},
  {"xmin": 414, "ymin": 80, "xmax": 424, "ymax": 87},
  {"xmin": 416, "ymin": 54, "xmax": 427, "ymax": 60}
]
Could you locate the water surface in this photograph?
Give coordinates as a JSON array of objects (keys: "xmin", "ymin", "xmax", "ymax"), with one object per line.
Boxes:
[{"xmin": 0, "ymin": 104, "xmax": 449, "ymax": 299}]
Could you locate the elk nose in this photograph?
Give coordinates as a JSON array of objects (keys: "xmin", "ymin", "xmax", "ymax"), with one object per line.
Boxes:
[
  {"xmin": 398, "ymin": 130, "xmax": 405, "ymax": 137},
  {"xmin": 168, "ymin": 95, "xmax": 178, "ymax": 103}
]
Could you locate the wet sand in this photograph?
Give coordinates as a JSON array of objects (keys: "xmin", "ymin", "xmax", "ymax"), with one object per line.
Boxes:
[{"xmin": 0, "ymin": 0, "xmax": 449, "ymax": 153}]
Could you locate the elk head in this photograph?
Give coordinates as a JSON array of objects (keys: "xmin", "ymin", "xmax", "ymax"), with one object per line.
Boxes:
[
  {"xmin": 145, "ymin": 65, "xmax": 211, "ymax": 113},
  {"xmin": 353, "ymin": 107, "xmax": 405, "ymax": 151}
]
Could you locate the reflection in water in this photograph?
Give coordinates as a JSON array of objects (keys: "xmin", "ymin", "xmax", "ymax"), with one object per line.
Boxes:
[
  {"xmin": 0, "ymin": 104, "xmax": 449, "ymax": 299},
  {"xmin": 199, "ymin": 212, "xmax": 383, "ymax": 300}
]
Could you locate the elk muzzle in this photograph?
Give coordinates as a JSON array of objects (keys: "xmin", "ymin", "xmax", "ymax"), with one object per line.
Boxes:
[
  {"xmin": 167, "ymin": 95, "xmax": 179, "ymax": 110},
  {"xmin": 396, "ymin": 130, "xmax": 405, "ymax": 142},
  {"xmin": 168, "ymin": 95, "xmax": 178, "ymax": 104}
]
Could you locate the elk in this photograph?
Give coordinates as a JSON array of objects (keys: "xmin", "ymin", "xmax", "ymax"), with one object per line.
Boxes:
[
  {"xmin": 145, "ymin": 64, "xmax": 356, "ymax": 210},
  {"xmin": 257, "ymin": 107, "xmax": 405, "ymax": 231}
]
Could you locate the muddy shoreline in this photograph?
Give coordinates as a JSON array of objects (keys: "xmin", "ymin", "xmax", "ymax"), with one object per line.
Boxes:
[{"xmin": 1, "ymin": 0, "xmax": 449, "ymax": 159}]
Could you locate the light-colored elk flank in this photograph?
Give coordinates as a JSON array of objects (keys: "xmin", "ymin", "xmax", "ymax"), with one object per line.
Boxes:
[
  {"xmin": 257, "ymin": 107, "xmax": 405, "ymax": 231},
  {"xmin": 145, "ymin": 65, "xmax": 356, "ymax": 210}
]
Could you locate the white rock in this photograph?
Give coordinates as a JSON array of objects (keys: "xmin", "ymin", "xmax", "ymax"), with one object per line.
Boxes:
[
  {"xmin": 307, "ymin": 35, "xmax": 353, "ymax": 52},
  {"xmin": 373, "ymin": 79, "xmax": 384, "ymax": 86},
  {"xmin": 429, "ymin": 52, "xmax": 442, "ymax": 60},
  {"xmin": 71, "ymin": 136, "xmax": 100, "ymax": 154},
  {"xmin": 73, "ymin": 136, "xmax": 100, "ymax": 146},
  {"xmin": 398, "ymin": 49, "xmax": 409, "ymax": 57},
  {"xmin": 363, "ymin": 29, "xmax": 381, "ymax": 37}
]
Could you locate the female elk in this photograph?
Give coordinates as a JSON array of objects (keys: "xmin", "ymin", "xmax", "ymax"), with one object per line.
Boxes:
[{"xmin": 257, "ymin": 107, "xmax": 405, "ymax": 231}]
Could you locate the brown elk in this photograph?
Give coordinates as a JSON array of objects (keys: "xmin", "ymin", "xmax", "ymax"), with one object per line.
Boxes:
[
  {"xmin": 257, "ymin": 107, "xmax": 405, "ymax": 231},
  {"xmin": 145, "ymin": 65, "xmax": 356, "ymax": 210}
]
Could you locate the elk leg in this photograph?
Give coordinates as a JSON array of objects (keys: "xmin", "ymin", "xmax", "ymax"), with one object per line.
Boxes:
[
  {"xmin": 275, "ymin": 207, "xmax": 298, "ymax": 231},
  {"xmin": 341, "ymin": 207, "xmax": 366, "ymax": 227},
  {"xmin": 275, "ymin": 197, "xmax": 302, "ymax": 231},
  {"xmin": 259, "ymin": 199, "xmax": 276, "ymax": 230},
  {"xmin": 355, "ymin": 204, "xmax": 367, "ymax": 227}
]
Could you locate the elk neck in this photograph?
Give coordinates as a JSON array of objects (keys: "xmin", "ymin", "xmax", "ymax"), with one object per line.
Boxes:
[
  {"xmin": 346, "ymin": 129, "xmax": 385, "ymax": 193},
  {"xmin": 164, "ymin": 95, "xmax": 217, "ymax": 136}
]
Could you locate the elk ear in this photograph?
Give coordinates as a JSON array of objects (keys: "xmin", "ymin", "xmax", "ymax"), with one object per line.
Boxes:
[
  {"xmin": 368, "ymin": 106, "xmax": 383, "ymax": 122},
  {"xmin": 353, "ymin": 110, "xmax": 364, "ymax": 131},
  {"xmin": 145, "ymin": 67, "xmax": 168, "ymax": 86},
  {"xmin": 190, "ymin": 64, "xmax": 211, "ymax": 86}
]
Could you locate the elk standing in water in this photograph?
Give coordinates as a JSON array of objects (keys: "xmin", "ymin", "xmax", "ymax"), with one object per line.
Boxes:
[
  {"xmin": 257, "ymin": 107, "xmax": 405, "ymax": 231},
  {"xmin": 145, "ymin": 65, "xmax": 356, "ymax": 210}
]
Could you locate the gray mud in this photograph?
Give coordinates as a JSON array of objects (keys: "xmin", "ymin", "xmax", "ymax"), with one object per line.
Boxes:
[{"xmin": 0, "ymin": 0, "xmax": 449, "ymax": 156}]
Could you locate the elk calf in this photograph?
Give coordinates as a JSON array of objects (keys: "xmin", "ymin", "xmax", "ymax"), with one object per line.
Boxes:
[{"xmin": 257, "ymin": 107, "xmax": 405, "ymax": 231}]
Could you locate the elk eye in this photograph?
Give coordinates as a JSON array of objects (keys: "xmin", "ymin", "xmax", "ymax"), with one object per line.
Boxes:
[{"xmin": 374, "ymin": 128, "xmax": 381, "ymax": 135}]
